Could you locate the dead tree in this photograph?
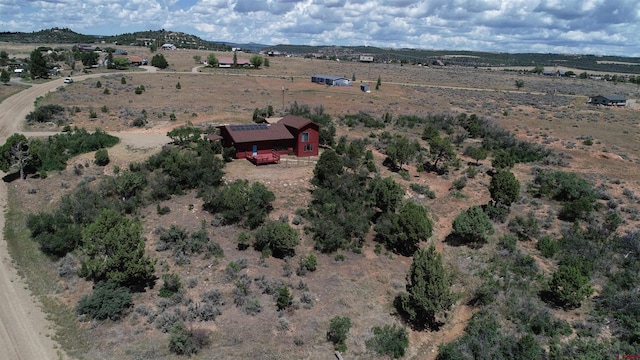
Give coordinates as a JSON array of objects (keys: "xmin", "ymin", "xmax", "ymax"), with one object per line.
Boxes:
[{"xmin": 10, "ymin": 140, "xmax": 31, "ymax": 180}]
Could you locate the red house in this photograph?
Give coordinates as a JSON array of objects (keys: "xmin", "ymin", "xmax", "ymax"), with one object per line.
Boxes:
[
  {"xmin": 217, "ymin": 115, "xmax": 319, "ymax": 163},
  {"xmin": 278, "ymin": 115, "xmax": 320, "ymax": 157}
]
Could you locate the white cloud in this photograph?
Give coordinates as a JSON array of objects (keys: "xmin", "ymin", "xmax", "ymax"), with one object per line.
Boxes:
[{"xmin": 0, "ymin": 0, "xmax": 639, "ymax": 56}]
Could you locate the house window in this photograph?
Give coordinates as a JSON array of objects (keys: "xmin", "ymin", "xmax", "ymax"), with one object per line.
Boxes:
[
  {"xmin": 301, "ymin": 132, "xmax": 309, "ymax": 142},
  {"xmin": 304, "ymin": 144, "xmax": 313, "ymax": 152}
]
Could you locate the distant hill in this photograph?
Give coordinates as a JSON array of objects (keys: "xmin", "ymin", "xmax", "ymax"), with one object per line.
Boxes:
[
  {"xmin": 0, "ymin": 28, "xmax": 234, "ymax": 52},
  {"xmin": 0, "ymin": 28, "xmax": 95, "ymax": 44}
]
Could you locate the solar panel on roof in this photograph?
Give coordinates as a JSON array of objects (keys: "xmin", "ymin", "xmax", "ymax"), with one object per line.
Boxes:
[{"xmin": 230, "ymin": 124, "xmax": 269, "ymax": 131}]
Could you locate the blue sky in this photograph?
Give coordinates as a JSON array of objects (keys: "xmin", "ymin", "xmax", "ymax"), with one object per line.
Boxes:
[{"xmin": 2, "ymin": 0, "xmax": 640, "ymax": 57}]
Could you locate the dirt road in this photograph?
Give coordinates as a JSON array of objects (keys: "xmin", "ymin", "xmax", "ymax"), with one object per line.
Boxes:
[
  {"xmin": 0, "ymin": 77, "xmax": 72, "ymax": 360},
  {"xmin": 0, "ymin": 73, "xmax": 170, "ymax": 360}
]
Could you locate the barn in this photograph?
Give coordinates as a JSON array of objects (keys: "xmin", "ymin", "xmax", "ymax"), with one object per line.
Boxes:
[
  {"xmin": 588, "ymin": 95, "xmax": 627, "ymax": 106},
  {"xmin": 217, "ymin": 115, "xmax": 319, "ymax": 164},
  {"xmin": 311, "ymin": 74, "xmax": 351, "ymax": 86}
]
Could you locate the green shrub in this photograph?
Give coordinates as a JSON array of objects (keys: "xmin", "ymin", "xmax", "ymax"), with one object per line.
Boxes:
[
  {"xmin": 489, "ymin": 170, "xmax": 520, "ymax": 207},
  {"xmin": 26, "ymin": 104, "xmax": 65, "ymax": 123},
  {"xmin": 101, "ymin": 105, "xmax": 108, "ymax": 113},
  {"xmin": 96, "ymin": 80, "xmax": 102, "ymax": 88},
  {"xmin": 302, "ymin": 254, "xmax": 318, "ymax": 272},
  {"xmin": 29, "ymin": 127, "xmax": 118, "ymax": 172},
  {"xmin": 537, "ymin": 236, "xmax": 559, "ymax": 258},
  {"xmin": 151, "ymin": 54, "xmax": 169, "ymax": 69},
  {"xmin": 472, "ymin": 278, "xmax": 500, "ymax": 306},
  {"xmin": 76, "ymin": 281, "xmax": 132, "ymax": 320},
  {"xmin": 254, "ymin": 221, "xmax": 299, "ymax": 258},
  {"xmin": 546, "ymin": 264, "xmax": 593, "ymax": 309},
  {"xmin": 159, "ymin": 273, "xmax": 182, "ymax": 298},
  {"xmin": 27, "ymin": 211, "xmax": 81, "ymax": 257},
  {"xmin": 466, "ymin": 166, "xmax": 478, "ymax": 178},
  {"xmin": 121, "ymin": 77, "xmax": 126, "ymax": 84},
  {"xmin": 484, "ymin": 202, "xmax": 510, "ymax": 223},
  {"xmin": 507, "ymin": 214, "xmax": 539, "ymax": 240},
  {"xmin": 451, "ymin": 176, "xmax": 467, "ymax": 191},
  {"xmin": 243, "ymin": 297, "xmax": 262, "ymax": 315},
  {"xmin": 451, "ymin": 205, "xmax": 494, "ymax": 245},
  {"xmin": 365, "ymin": 324, "xmax": 409, "ymax": 359},
  {"xmin": 276, "ymin": 286, "xmax": 293, "ymax": 311},
  {"xmin": 327, "ymin": 316, "xmax": 351, "ymax": 351},
  {"xmin": 131, "ymin": 117, "xmax": 147, "ymax": 127},
  {"xmin": 237, "ymin": 231, "xmax": 251, "ymax": 250},
  {"xmin": 156, "ymin": 204, "xmax": 170, "ymax": 215},
  {"xmin": 222, "ymin": 146, "xmax": 236, "ymax": 162},
  {"xmin": 134, "ymin": 86, "xmax": 143, "ymax": 95},
  {"xmin": 560, "ymin": 197, "xmax": 594, "ymax": 221},
  {"xmin": 94, "ymin": 148, "xmax": 109, "ymax": 166},
  {"xmin": 168, "ymin": 322, "xmax": 209, "ymax": 355}
]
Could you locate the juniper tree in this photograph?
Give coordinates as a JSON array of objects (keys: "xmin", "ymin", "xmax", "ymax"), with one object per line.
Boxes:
[{"xmin": 397, "ymin": 244, "xmax": 455, "ymax": 329}]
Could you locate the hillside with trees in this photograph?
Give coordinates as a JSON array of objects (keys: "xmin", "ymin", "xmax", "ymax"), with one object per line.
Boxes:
[{"xmin": 3, "ymin": 104, "xmax": 638, "ymax": 359}]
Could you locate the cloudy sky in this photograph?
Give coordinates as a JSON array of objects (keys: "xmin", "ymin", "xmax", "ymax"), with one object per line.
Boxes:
[{"xmin": 2, "ymin": 0, "xmax": 640, "ymax": 56}]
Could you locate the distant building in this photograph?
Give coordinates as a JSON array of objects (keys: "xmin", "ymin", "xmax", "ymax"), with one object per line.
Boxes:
[
  {"xmin": 217, "ymin": 57, "xmax": 252, "ymax": 68},
  {"xmin": 136, "ymin": 38, "xmax": 153, "ymax": 46},
  {"xmin": 543, "ymin": 70, "xmax": 565, "ymax": 76},
  {"xmin": 128, "ymin": 56, "xmax": 145, "ymax": 66},
  {"xmin": 161, "ymin": 43, "xmax": 177, "ymax": 50},
  {"xmin": 359, "ymin": 55, "xmax": 374, "ymax": 63},
  {"xmin": 587, "ymin": 95, "xmax": 627, "ymax": 106},
  {"xmin": 77, "ymin": 44, "xmax": 96, "ymax": 52},
  {"xmin": 360, "ymin": 84, "xmax": 371, "ymax": 92},
  {"xmin": 311, "ymin": 74, "xmax": 351, "ymax": 86}
]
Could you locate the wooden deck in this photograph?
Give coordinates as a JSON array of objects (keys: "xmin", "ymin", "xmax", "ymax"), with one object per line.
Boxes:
[{"xmin": 245, "ymin": 150, "xmax": 280, "ymax": 165}]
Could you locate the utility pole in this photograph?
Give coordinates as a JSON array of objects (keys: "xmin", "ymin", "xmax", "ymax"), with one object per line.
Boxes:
[{"xmin": 282, "ymin": 86, "xmax": 285, "ymax": 110}]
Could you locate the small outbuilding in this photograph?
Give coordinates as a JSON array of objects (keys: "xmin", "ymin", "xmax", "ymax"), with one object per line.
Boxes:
[
  {"xmin": 360, "ymin": 84, "xmax": 371, "ymax": 92},
  {"xmin": 588, "ymin": 95, "xmax": 627, "ymax": 106}
]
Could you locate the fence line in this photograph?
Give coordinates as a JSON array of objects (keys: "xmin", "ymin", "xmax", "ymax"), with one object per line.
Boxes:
[{"xmin": 278, "ymin": 157, "xmax": 318, "ymax": 167}]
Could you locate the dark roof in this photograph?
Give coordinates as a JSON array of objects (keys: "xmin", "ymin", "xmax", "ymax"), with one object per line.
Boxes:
[
  {"xmin": 278, "ymin": 115, "xmax": 315, "ymax": 129},
  {"xmin": 312, "ymin": 74, "xmax": 348, "ymax": 81},
  {"xmin": 206, "ymin": 134, "xmax": 223, "ymax": 141},
  {"xmin": 222, "ymin": 123, "xmax": 294, "ymax": 143},
  {"xmin": 597, "ymin": 94, "xmax": 626, "ymax": 101}
]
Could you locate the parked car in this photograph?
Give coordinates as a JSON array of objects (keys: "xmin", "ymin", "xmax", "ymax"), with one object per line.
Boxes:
[{"xmin": 64, "ymin": 77, "xmax": 73, "ymax": 83}]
